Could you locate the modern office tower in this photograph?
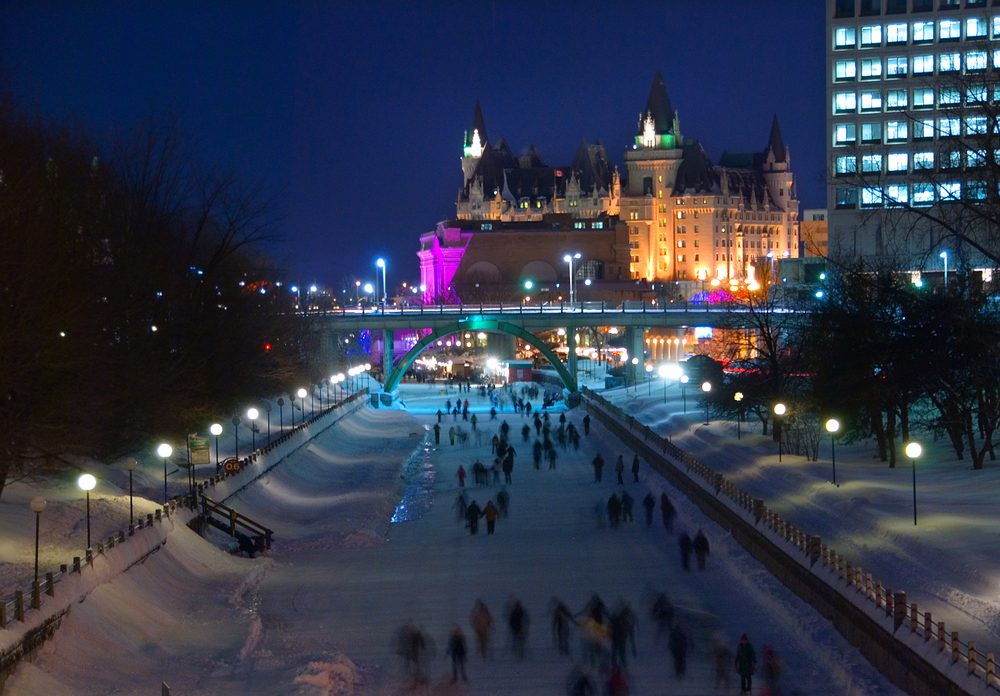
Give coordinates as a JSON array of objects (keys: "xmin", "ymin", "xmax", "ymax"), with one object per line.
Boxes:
[{"xmin": 827, "ymin": 0, "xmax": 998, "ymax": 272}]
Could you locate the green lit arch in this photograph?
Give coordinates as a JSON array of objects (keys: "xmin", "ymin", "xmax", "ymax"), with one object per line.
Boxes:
[{"xmin": 384, "ymin": 318, "xmax": 577, "ymax": 394}]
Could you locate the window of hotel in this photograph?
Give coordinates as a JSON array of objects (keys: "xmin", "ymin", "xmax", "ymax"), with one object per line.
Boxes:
[
  {"xmin": 914, "ymin": 151, "xmax": 934, "ymax": 169},
  {"xmin": 914, "ymin": 119, "xmax": 935, "ymax": 139},
  {"xmin": 939, "ymin": 19, "xmax": 961, "ymax": 41},
  {"xmin": 860, "ymin": 58, "xmax": 882, "ymax": 79},
  {"xmin": 913, "ymin": 182, "xmax": 934, "ymax": 206},
  {"xmin": 994, "ymin": 16, "xmax": 1000, "ymax": 37},
  {"xmin": 860, "ymin": 25, "xmax": 882, "ymax": 46},
  {"xmin": 887, "ymin": 120, "xmax": 909, "ymax": 141},
  {"xmin": 862, "ymin": 121, "xmax": 883, "ymax": 142},
  {"xmin": 860, "ymin": 0, "xmax": 881, "ymax": 16},
  {"xmin": 967, "ymin": 180, "xmax": 987, "ymax": 200},
  {"xmin": 942, "ymin": 150, "xmax": 962, "ymax": 169},
  {"xmin": 939, "ymin": 86, "xmax": 960, "ymax": 105},
  {"xmin": 836, "ymin": 155, "xmax": 857, "ymax": 175},
  {"xmin": 967, "ymin": 51, "xmax": 987, "ymax": 71},
  {"xmin": 887, "ymin": 89, "xmax": 907, "ymax": 109},
  {"xmin": 886, "ymin": 56, "xmax": 908, "ymax": 76},
  {"xmin": 862, "ymin": 153, "xmax": 883, "ymax": 172},
  {"xmin": 835, "ymin": 60, "xmax": 857, "ymax": 80},
  {"xmin": 967, "ymin": 149, "xmax": 987, "ymax": 167},
  {"xmin": 966, "ymin": 115, "xmax": 987, "ymax": 135},
  {"xmin": 914, "ymin": 87, "xmax": 934, "ymax": 107},
  {"xmin": 912, "ymin": 54, "xmax": 934, "ymax": 74},
  {"xmin": 887, "ymin": 152, "xmax": 909, "ymax": 172},
  {"xmin": 677, "ymin": 254, "xmax": 686, "ymax": 263},
  {"xmin": 939, "ymin": 117, "xmax": 961, "ymax": 137},
  {"xmin": 861, "ymin": 186, "xmax": 884, "ymax": 207},
  {"xmin": 836, "ymin": 123, "xmax": 857, "ymax": 144},
  {"xmin": 939, "ymin": 53, "xmax": 961, "ymax": 72},
  {"xmin": 677, "ymin": 240, "xmax": 685, "ymax": 248},
  {"xmin": 886, "ymin": 23, "xmax": 908, "ymax": 43},
  {"xmin": 967, "ymin": 84, "xmax": 988, "ymax": 103},
  {"xmin": 887, "ymin": 0, "xmax": 907, "ymax": 12},
  {"xmin": 861, "ymin": 90, "xmax": 882, "ymax": 111},
  {"xmin": 912, "ymin": 21, "xmax": 934, "ymax": 43},
  {"xmin": 836, "ymin": 186, "xmax": 858, "ymax": 209},
  {"xmin": 938, "ymin": 182, "xmax": 962, "ymax": 201},
  {"xmin": 833, "ymin": 92, "xmax": 858, "ymax": 114},
  {"xmin": 967, "ymin": 17, "xmax": 988, "ymax": 38},
  {"xmin": 885, "ymin": 184, "xmax": 909, "ymax": 205},
  {"xmin": 834, "ymin": 26, "xmax": 857, "ymax": 48}
]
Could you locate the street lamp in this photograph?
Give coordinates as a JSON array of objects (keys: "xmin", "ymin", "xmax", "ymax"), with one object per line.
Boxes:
[
  {"xmin": 289, "ymin": 392, "xmax": 297, "ymax": 426},
  {"xmin": 630, "ymin": 357, "xmax": 639, "ymax": 394},
  {"xmin": 376, "ymin": 257, "xmax": 387, "ymax": 303},
  {"xmin": 939, "ymin": 250, "xmax": 948, "ymax": 287},
  {"xmin": 157, "ymin": 443, "xmax": 172, "ymax": 503},
  {"xmin": 78, "ymin": 473, "xmax": 96, "ymax": 551},
  {"xmin": 701, "ymin": 381, "xmax": 712, "ymax": 425},
  {"xmin": 645, "ymin": 364, "xmax": 653, "ymax": 395},
  {"xmin": 354, "ymin": 280, "xmax": 361, "ymax": 304},
  {"xmin": 264, "ymin": 403, "xmax": 272, "ymax": 445},
  {"xmin": 773, "ymin": 403, "xmax": 786, "ymax": 462},
  {"xmin": 825, "ymin": 418, "xmax": 841, "ymax": 486},
  {"xmin": 297, "ymin": 388, "xmax": 308, "ymax": 422},
  {"xmin": 363, "ymin": 282, "xmax": 375, "ymax": 305},
  {"xmin": 30, "ymin": 496, "xmax": 46, "ymax": 602},
  {"xmin": 562, "ymin": 252, "xmax": 582, "ymax": 304},
  {"xmin": 126, "ymin": 457, "xmax": 138, "ymax": 523},
  {"xmin": 734, "ymin": 392, "xmax": 744, "ymax": 439},
  {"xmin": 277, "ymin": 398, "xmax": 285, "ymax": 431},
  {"xmin": 247, "ymin": 408, "xmax": 259, "ymax": 451},
  {"xmin": 658, "ymin": 363, "xmax": 681, "ymax": 403},
  {"xmin": 210, "ymin": 423, "xmax": 223, "ymax": 473},
  {"xmin": 905, "ymin": 441, "xmax": 922, "ymax": 526},
  {"xmin": 680, "ymin": 375, "xmax": 689, "ymax": 413}
]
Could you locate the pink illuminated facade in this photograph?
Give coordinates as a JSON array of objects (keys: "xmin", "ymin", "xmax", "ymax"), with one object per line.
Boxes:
[{"xmin": 417, "ymin": 225, "xmax": 471, "ymax": 304}]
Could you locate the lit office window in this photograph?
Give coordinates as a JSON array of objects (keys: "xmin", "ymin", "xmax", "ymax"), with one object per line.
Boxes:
[
  {"xmin": 942, "ymin": 150, "xmax": 962, "ymax": 170},
  {"xmin": 938, "ymin": 182, "xmax": 961, "ymax": 201},
  {"xmin": 912, "ymin": 54, "xmax": 934, "ymax": 74},
  {"xmin": 939, "ymin": 19, "xmax": 961, "ymax": 41},
  {"xmin": 861, "ymin": 187, "xmax": 883, "ymax": 208},
  {"xmin": 994, "ymin": 16, "xmax": 1000, "ymax": 37},
  {"xmin": 861, "ymin": 122, "xmax": 883, "ymax": 143},
  {"xmin": 913, "ymin": 119, "xmax": 934, "ymax": 140},
  {"xmin": 885, "ymin": 184, "xmax": 909, "ymax": 205},
  {"xmin": 967, "ymin": 149, "xmax": 987, "ymax": 168},
  {"xmin": 912, "ymin": 21, "xmax": 935, "ymax": 43},
  {"xmin": 860, "ymin": 58, "xmax": 882, "ymax": 79},
  {"xmin": 913, "ymin": 152, "xmax": 934, "ymax": 170},
  {"xmin": 939, "ymin": 87, "xmax": 960, "ymax": 105},
  {"xmin": 886, "ymin": 56, "xmax": 908, "ymax": 76},
  {"xmin": 886, "ymin": 89, "xmax": 907, "ymax": 110},
  {"xmin": 886, "ymin": 23, "xmax": 908, "ymax": 44},
  {"xmin": 966, "ymin": 51, "xmax": 987, "ymax": 71},
  {"xmin": 887, "ymin": 153, "xmax": 909, "ymax": 172},
  {"xmin": 835, "ymin": 92, "xmax": 857, "ymax": 113},
  {"xmin": 966, "ymin": 17, "xmax": 987, "ymax": 38},
  {"xmin": 860, "ymin": 25, "xmax": 882, "ymax": 46},
  {"xmin": 835, "ymin": 155, "xmax": 857, "ymax": 175},
  {"xmin": 835, "ymin": 123, "xmax": 857, "ymax": 144},
  {"xmin": 860, "ymin": 90, "xmax": 882, "ymax": 111},
  {"xmin": 966, "ymin": 116, "xmax": 987, "ymax": 135},
  {"xmin": 835, "ymin": 60, "xmax": 857, "ymax": 81},
  {"xmin": 967, "ymin": 84, "xmax": 988, "ymax": 104},
  {"xmin": 836, "ymin": 186, "xmax": 858, "ymax": 209},
  {"xmin": 939, "ymin": 53, "xmax": 961, "ymax": 73},
  {"xmin": 886, "ymin": 120, "xmax": 909, "ymax": 142},
  {"xmin": 834, "ymin": 27, "xmax": 856, "ymax": 48},
  {"xmin": 913, "ymin": 87, "xmax": 934, "ymax": 108},
  {"xmin": 939, "ymin": 117, "xmax": 961, "ymax": 137},
  {"xmin": 967, "ymin": 181, "xmax": 987, "ymax": 200},
  {"xmin": 861, "ymin": 154, "xmax": 883, "ymax": 173},
  {"xmin": 913, "ymin": 183, "xmax": 934, "ymax": 206}
]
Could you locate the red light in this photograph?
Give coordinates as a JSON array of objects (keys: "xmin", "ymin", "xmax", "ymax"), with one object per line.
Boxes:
[{"xmin": 263, "ymin": 342, "xmax": 272, "ymax": 352}]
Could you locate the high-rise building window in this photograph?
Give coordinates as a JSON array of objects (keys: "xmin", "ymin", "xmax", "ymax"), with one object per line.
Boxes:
[
  {"xmin": 885, "ymin": 184, "xmax": 909, "ymax": 205},
  {"xmin": 912, "ymin": 54, "xmax": 934, "ymax": 74},
  {"xmin": 862, "ymin": 153, "xmax": 883, "ymax": 173},
  {"xmin": 939, "ymin": 117, "xmax": 961, "ymax": 137},
  {"xmin": 860, "ymin": 58, "xmax": 882, "ymax": 79},
  {"xmin": 835, "ymin": 60, "xmax": 857, "ymax": 80},
  {"xmin": 993, "ymin": 16, "xmax": 1000, "ymax": 38},
  {"xmin": 913, "ymin": 87, "xmax": 935, "ymax": 108},
  {"xmin": 859, "ymin": 0, "xmax": 880, "ymax": 16},
  {"xmin": 966, "ymin": 17, "xmax": 988, "ymax": 38},
  {"xmin": 836, "ymin": 123, "xmax": 858, "ymax": 145},
  {"xmin": 966, "ymin": 50, "xmax": 987, "ymax": 72},
  {"xmin": 939, "ymin": 52, "xmax": 961, "ymax": 73},
  {"xmin": 836, "ymin": 155, "xmax": 857, "ymax": 175},
  {"xmin": 837, "ymin": 186, "xmax": 858, "ymax": 208},
  {"xmin": 912, "ymin": 21, "xmax": 935, "ymax": 43},
  {"xmin": 912, "ymin": 0, "xmax": 933, "ymax": 10},
  {"xmin": 939, "ymin": 19, "xmax": 961, "ymax": 41},
  {"xmin": 887, "ymin": 89, "xmax": 907, "ymax": 110},
  {"xmin": 941, "ymin": 150, "xmax": 962, "ymax": 169},
  {"xmin": 913, "ymin": 182, "xmax": 935, "ymax": 206},
  {"xmin": 966, "ymin": 116, "xmax": 987, "ymax": 135},
  {"xmin": 834, "ymin": 26, "xmax": 857, "ymax": 48},
  {"xmin": 887, "ymin": 152, "xmax": 909, "ymax": 172},
  {"xmin": 967, "ymin": 84, "xmax": 988, "ymax": 104},
  {"xmin": 886, "ymin": 56, "xmax": 908, "ymax": 76},
  {"xmin": 967, "ymin": 149, "xmax": 987, "ymax": 168},
  {"xmin": 938, "ymin": 0, "xmax": 960, "ymax": 9},
  {"xmin": 886, "ymin": 23, "xmax": 907, "ymax": 44},
  {"xmin": 862, "ymin": 121, "xmax": 883, "ymax": 142},
  {"xmin": 861, "ymin": 186, "xmax": 884, "ymax": 207},
  {"xmin": 914, "ymin": 118, "xmax": 935, "ymax": 139},
  {"xmin": 835, "ymin": 92, "xmax": 858, "ymax": 112},
  {"xmin": 993, "ymin": 49, "xmax": 1000, "ymax": 68},
  {"xmin": 860, "ymin": 25, "xmax": 883, "ymax": 46},
  {"xmin": 939, "ymin": 86, "xmax": 960, "ymax": 105},
  {"xmin": 938, "ymin": 182, "xmax": 961, "ymax": 201},
  {"xmin": 967, "ymin": 180, "xmax": 987, "ymax": 200},
  {"xmin": 861, "ymin": 90, "xmax": 883, "ymax": 111},
  {"xmin": 835, "ymin": 0, "xmax": 856, "ymax": 18},
  {"xmin": 886, "ymin": 0, "xmax": 906, "ymax": 13},
  {"xmin": 913, "ymin": 151, "xmax": 935, "ymax": 169},
  {"xmin": 886, "ymin": 120, "xmax": 909, "ymax": 141}
]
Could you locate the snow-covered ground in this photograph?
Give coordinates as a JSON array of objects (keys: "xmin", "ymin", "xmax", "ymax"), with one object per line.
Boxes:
[{"xmin": 1, "ymin": 382, "xmax": 904, "ymax": 694}]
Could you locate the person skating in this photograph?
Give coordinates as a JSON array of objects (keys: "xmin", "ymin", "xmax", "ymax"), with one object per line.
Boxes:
[
  {"xmin": 483, "ymin": 499, "xmax": 499, "ymax": 534},
  {"xmin": 735, "ymin": 633, "xmax": 757, "ymax": 694},
  {"xmin": 660, "ymin": 492, "xmax": 675, "ymax": 533},
  {"xmin": 668, "ymin": 622, "xmax": 691, "ymax": 678},
  {"xmin": 615, "ymin": 455, "xmax": 625, "ymax": 484},
  {"xmin": 592, "ymin": 453, "xmax": 605, "ymax": 482},
  {"xmin": 631, "ymin": 454, "xmax": 640, "ymax": 482},
  {"xmin": 620, "ymin": 491, "xmax": 634, "ymax": 522},
  {"xmin": 533, "ymin": 439, "xmax": 543, "ymax": 469},
  {"xmin": 607, "ymin": 493, "xmax": 622, "ymax": 529},
  {"xmin": 693, "ymin": 529, "xmax": 710, "ymax": 570},
  {"xmin": 551, "ymin": 598, "xmax": 577, "ymax": 656},
  {"xmin": 433, "ymin": 422, "xmax": 441, "ymax": 445},
  {"xmin": 456, "ymin": 464, "xmax": 466, "ymax": 488},
  {"xmin": 547, "ymin": 446, "xmax": 558, "ymax": 470},
  {"xmin": 502, "ymin": 454, "xmax": 514, "ymax": 484},
  {"xmin": 449, "ymin": 426, "xmax": 456, "ymax": 445},
  {"xmin": 445, "ymin": 625, "xmax": 468, "ymax": 682},
  {"xmin": 470, "ymin": 600, "xmax": 493, "ymax": 660},
  {"xmin": 609, "ymin": 603, "xmax": 637, "ymax": 668},
  {"xmin": 762, "ymin": 643, "xmax": 782, "ymax": 693},
  {"xmin": 466, "ymin": 500, "xmax": 482, "ymax": 535},
  {"xmin": 642, "ymin": 492, "xmax": 655, "ymax": 527},
  {"xmin": 566, "ymin": 666, "xmax": 595, "ymax": 696},
  {"xmin": 507, "ymin": 598, "xmax": 530, "ymax": 660},
  {"xmin": 454, "ymin": 491, "xmax": 468, "ymax": 523},
  {"xmin": 650, "ymin": 592, "xmax": 675, "ymax": 636},
  {"xmin": 713, "ymin": 635, "xmax": 733, "ymax": 688},
  {"xmin": 678, "ymin": 531, "xmax": 693, "ymax": 570},
  {"xmin": 470, "ymin": 413, "xmax": 478, "ymax": 430},
  {"xmin": 522, "ymin": 423, "xmax": 531, "ymax": 443},
  {"xmin": 436, "ymin": 409, "xmax": 443, "ymax": 423},
  {"xmin": 582, "ymin": 413, "xmax": 591, "ymax": 435},
  {"xmin": 496, "ymin": 488, "xmax": 510, "ymax": 517}
]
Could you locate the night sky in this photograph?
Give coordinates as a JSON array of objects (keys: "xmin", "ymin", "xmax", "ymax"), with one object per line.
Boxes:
[{"xmin": 1, "ymin": 1, "xmax": 826, "ymax": 289}]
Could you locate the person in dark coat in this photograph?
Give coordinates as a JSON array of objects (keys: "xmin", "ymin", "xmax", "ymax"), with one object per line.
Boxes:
[
  {"xmin": 620, "ymin": 491, "xmax": 634, "ymax": 522},
  {"xmin": 533, "ymin": 439, "xmax": 543, "ymax": 469},
  {"xmin": 583, "ymin": 414, "xmax": 591, "ymax": 435},
  {"xmin": 547, "ymin": 446, "xmax": 558, "ymax": 470},
  {"xmin": 693, "ymin": 529, "xmax": 710, "ymax": 570},
  {"xmin": 496, "ymin": 488, "xmax": 510, "ymax": 517},
  {"xmin": 436, "ymin": 409, "xmax": 443, "ymax": 423},
  {"xmin": 502, "ymin": 455, "xmax": 514, "ymax": 484},
  {"xmin": 507, "ymin": 598, "xmax": 530, "ymax": 660},
  {"xmin": 466, "ymin": 500, "xmax": 482, "ymax": 535},
  {"xmin": 592, "ymin": 453, "xmax": 605, "ymax": 482},
  {"xmin": 735, "ymin": 633, "xmax": 757, "ymax": 694},
  {"xmin": 483, "ymin": 500, "xmax": 499, "ymax": 534},
  {"xmin": 454, "ymin": 491, "xmax": 468, "ymax": 522},
  {"xmin": 678, "ymin": 532, "xmax": 693, "ymax": 570},
  {"xmin": 642, "ymin": 492, "xmax": 656, "ymax": 526},
  {"xmin": 610, "ymin": 603, "xmax": 637, "ymax": 668},
  {"xmin": 446, "ymin": 625, "xmax": 468, "ymax": 682},
  {"xmin": 615, "ymin": 455, "xmax": 625, "ymax": 484},
  {"xmin": 607, "ymin": 493, "xmax": 622, "ymax": 529},
  {"xmin": 449, "ymin": 426, "xmax": 456, "ymax": 445},
  {"xmin": 470, "ymin": 599, "xmax": 493, "ymax": 660},
  {"xmin": 650, "ymin": 592, "xmax": 675, "ymax": 636},
  {"xmin": 522, "ymin": 423, "xmax": 531, "ymax": 442},
  {"xmin": 660, "ymin": 492, "xmax": 675, "ymax": 533},
  {"xmin": 668, "ymin": 622, "xmax": 691, "ymax": 678},
  {"xmin": 566, "ymin": 666, "xmax": 595, "ymax": 696},
  {"xmin": 631, "ymin": 454, "xmax": 640, "ymax": 482},
  {"xmin": 551, "ymin": 598, "xmax": 576, "ymax": 656},
  {"xmin": 433, "ymin": 422, "xmax": 441, "ymax": 445},
  {"xmin": 470, "ymin": 413, "xmax": 478, "ymax": 430}
]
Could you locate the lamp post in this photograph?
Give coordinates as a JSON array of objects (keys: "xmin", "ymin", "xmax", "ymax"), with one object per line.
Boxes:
[
  {"xmin": 30, "ymin": 496, "xmax": 46, "ymax": 599},
  {"xmin": 376, "ymin": 257, "xmax": 387, "ymax": 303},
  {"xmin": 277, "ymin": 398, "xmax": 285, "ymax": 431},
  {"xmin": 680, "ymin": 375, "xmax": 689, "ymax": 413},
  {"xmin": 78, "ymin": 473, "xmax": 96, "ymax": 551},
  {"xmin": 354, "ymin": 279, "xmax": 361, "ymax": 304},
  {"xmin": 297, "ymin": 388, "xmax": 308, "ymax": 422},
  {"xmin": 157, "ymin": 443, "xmax": 172, "ymax": 503},
  {"xmin": 289, "ymin": 393, "xmax": 297, "ymax": 426},
  {"xmin": 247, "ymin": 408, "xmax": 259, "ymax": 451},
  {"xmin": 825, "ymin": 418, "xmax": 841, "ymax": 486},
  {"xmin": 645, "ymin": 364, "xmax": 653, "ymax": 395},
  {"xmin": 658, "ymin": 363, "xmax": 681, "ymax": 403},
  {"xmin": 563, "ymin": 252, "xmax": 581, "ymax": 304},
  {"xmin": 734, "ymin": 392, "xmax": 744, "ymax": 439},
  {"xmin": 701, "ymin": 381, "xmax": 712, "ymax": 425},
  {"xmin": 363, "ymin": 282, "xmax": 375, "ymax": 306},
  {"xmin": 940, "ymin": 250, "xmax": 948, "ymax": 287},
  {"xmin": 210, "ymin": 423, "xmax": 222, "ymax": 473},
  {"xmin": 232, "ymin": 415, "xmax": 241, "ymax": 458},
  {"xmin": 773, "ymin": 403, "xmax": 786, "ymax": 462},
  {"xmin": 905, "ymin": 441, "xmax": 921, "ymax": 526},
  {"xmin": 630, "ymin": 357, "xmax": 639, "ymax": 394},
  {"xmin": 126, "ymin": 457, "xmax": 138, "ymax": 523},
  {"xmin": 264, "ymin": 404, "xmax": 272, "ymax": 445}
]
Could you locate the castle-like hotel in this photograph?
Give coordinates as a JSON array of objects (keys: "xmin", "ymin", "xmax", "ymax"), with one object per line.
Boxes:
[{"xmin": 418, "ymin": 73, "xmax": 800, "ymax": 303}]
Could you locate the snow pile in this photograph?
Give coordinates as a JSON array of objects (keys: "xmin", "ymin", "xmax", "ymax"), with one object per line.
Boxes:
[{"xmin": 293, "ymin": 654, "xmax": 363, "ymax": 695}]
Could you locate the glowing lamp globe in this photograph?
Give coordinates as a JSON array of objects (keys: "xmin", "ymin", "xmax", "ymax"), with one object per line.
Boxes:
[
  {"xmin": 78, "ymin": 474, "xmax": 97, "ymax": 491},
  {"xmin": 156, "ymin": 443, "xmax": 173, "ymax": 459},
  {"xmin": 905, "ymin": 442, "xmax": 922, "ymax": 459},
  {"xmin": 210, "ymin": 423, "xmax": 223, "ymax": 436}
]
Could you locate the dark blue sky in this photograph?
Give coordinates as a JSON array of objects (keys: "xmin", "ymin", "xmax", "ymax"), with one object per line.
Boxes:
[{"xmin": 1, "ymin": 1, "xmax": 826, "ymax": 289}]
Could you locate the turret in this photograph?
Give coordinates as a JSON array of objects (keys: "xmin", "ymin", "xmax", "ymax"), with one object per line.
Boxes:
[{"xmin": 462, "ymin": 101, "xmax": 489, "ymax": 185}]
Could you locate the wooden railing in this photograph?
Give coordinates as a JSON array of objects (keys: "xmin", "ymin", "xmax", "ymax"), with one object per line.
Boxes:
[{"xmin": 200, "ymin": 496, "xmax": 273, "ymax": 549}]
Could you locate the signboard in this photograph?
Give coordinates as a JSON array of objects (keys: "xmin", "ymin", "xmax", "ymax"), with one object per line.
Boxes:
[
  {"xmin": 189, "ymin": 435, "xmax": 211, "ymax": 465},
  {"xmin": 222, "ymin": 457, "xmax": 241, "ymax": 474}
]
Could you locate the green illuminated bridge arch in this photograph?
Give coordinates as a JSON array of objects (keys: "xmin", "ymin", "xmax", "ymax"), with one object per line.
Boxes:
[{"xmin": 383, "ymin": 318, "xmax": 576, "ymax": 393}]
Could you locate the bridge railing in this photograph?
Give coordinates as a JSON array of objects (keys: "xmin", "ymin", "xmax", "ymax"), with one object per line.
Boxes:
[{"xmin": 316, "ymin": 299, "xmax": 777, "ymax": 317}]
